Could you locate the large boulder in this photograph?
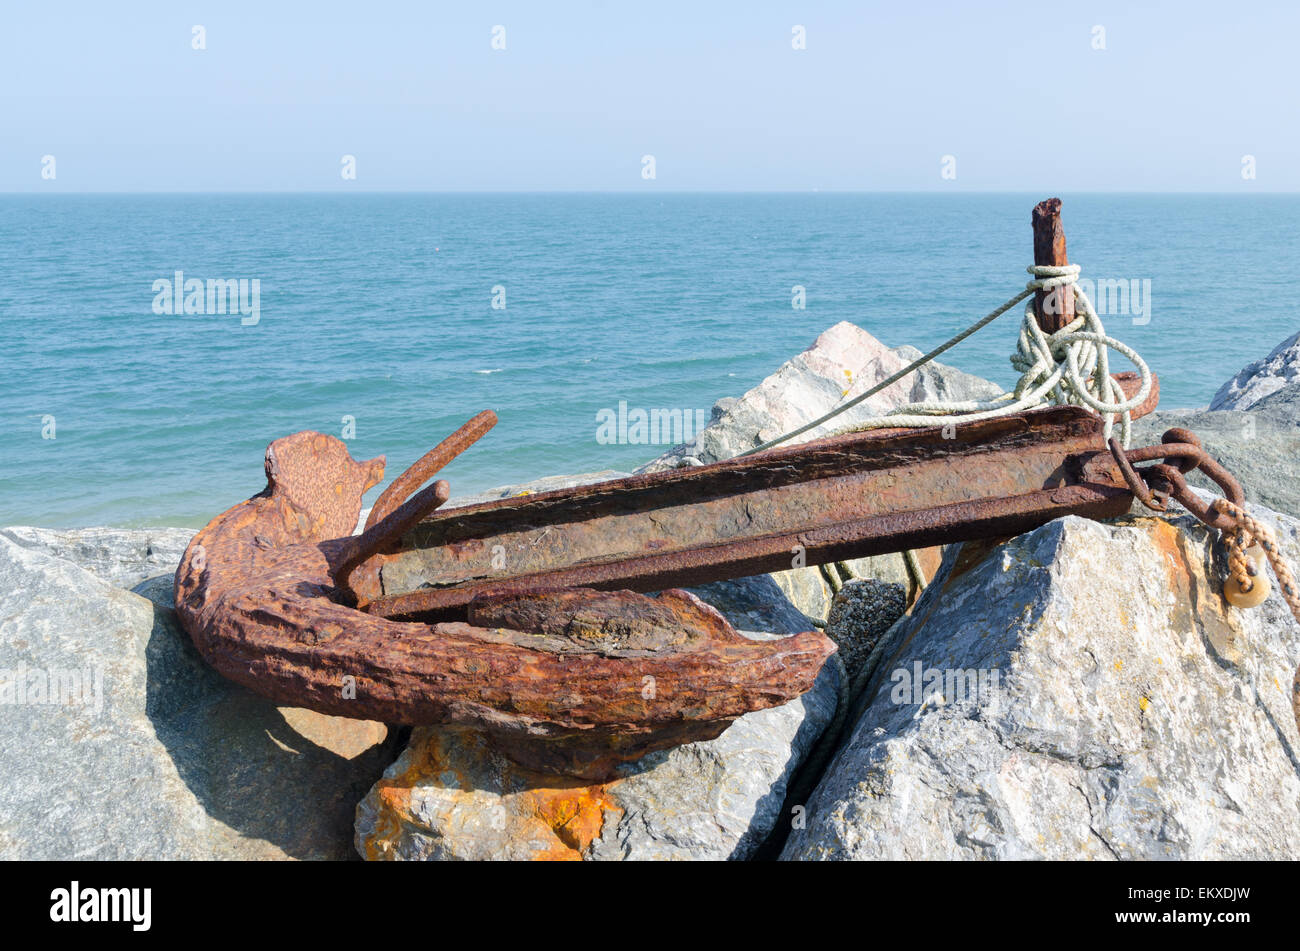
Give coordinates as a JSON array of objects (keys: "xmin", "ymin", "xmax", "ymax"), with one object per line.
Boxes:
[
  {"xmin": 637, "ymin": 322, "xmax": 1003, "ymax": 471},
  {"xmin": 781, "ymin": 498, "xmax": 1300, "ymax": 860},
  {"xmin": 0, "ymin": 526, "xmax": 195, "ymax": 589},
  {"xmin": 0, "ymin": 533, "xmax": 398, "ymax": 860},
  {"xmin": 1210, "ymin": 330, "xmax": 1300, "ymax": 410}
]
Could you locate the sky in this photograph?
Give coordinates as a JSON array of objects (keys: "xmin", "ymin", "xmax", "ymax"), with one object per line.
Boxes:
[{"xmin": 1, "ymin": 0, "xmax": 1296, "ymax": 191}]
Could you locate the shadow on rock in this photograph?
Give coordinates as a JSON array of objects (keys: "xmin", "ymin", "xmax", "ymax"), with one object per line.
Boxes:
[{"xmin": 136, "ymin": 574, "xmax": 402, "ymax": 860}]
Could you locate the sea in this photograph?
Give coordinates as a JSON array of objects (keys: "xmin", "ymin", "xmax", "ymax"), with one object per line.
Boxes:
[{"xmin": 3, "ymin": 193, "xmax": 1295, "ymax": 528}]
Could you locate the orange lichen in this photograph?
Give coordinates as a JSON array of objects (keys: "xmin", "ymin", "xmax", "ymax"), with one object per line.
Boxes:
[
  {"xmin": 1144, "ymin": 518, "xmax": 1190, "ymax": 594},
  {"xmin": 362, "ymin": 727, "xmax": 623, "ymax": 861},
  {"xmin": 517, "ymin": 783, "xmax": 622, "ymax": 860}
]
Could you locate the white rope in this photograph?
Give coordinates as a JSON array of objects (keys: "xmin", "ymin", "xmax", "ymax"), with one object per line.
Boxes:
[
  {"xmin": 741, "ymin": 264, "xmax": 1154, "ymax": 457},
  {"xmin": 738, "ymin": 280, "xmax": 1040, "ymax": 456},
  {"xmin": 831, "ymin": 264, "xmax": 1152, "ymax": 447}
]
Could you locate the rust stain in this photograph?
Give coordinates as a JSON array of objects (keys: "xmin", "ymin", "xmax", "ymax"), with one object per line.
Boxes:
[
  {"xmin": 364, "ymin": 728, "xmax": 622, "ymax": 861},
  {"xmin": 1145, "ymin": 518, "xmax": 1190, "ymax": 594},
  {"xmin": 1141, "ymin": 516, "xmax": 1244, "ymax": 662},
  {"xmin": 519, "ymin": 783, "xmax": 622, "ymax": 861}
]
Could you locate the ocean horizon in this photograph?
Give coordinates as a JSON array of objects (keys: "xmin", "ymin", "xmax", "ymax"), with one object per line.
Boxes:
[{"xmin": 5, "ymin": 192, "xmax": 1295, "ymax": 529}]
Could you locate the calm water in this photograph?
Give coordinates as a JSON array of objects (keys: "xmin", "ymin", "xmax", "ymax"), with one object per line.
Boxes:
[{"xmin": 3, "ymin": 193, "xmax": 1295, "ymax": 528}]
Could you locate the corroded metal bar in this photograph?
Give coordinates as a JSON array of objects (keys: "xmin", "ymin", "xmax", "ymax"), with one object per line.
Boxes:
[
  {"xmin": 1032, "ymin": 197, "xmax": 1075, "ymax": 333},
  {"xmin": 341, "ymin": 411, "xmax": 497, "ymax": 606},
  {"xmin": 363, "ymin": 410, "xmax": 497, "ymax": 531},
  {"xmin": 364, "ymin": 406, "xmax": 1134, "ymax": 621},
  {"xmin": 333, "ymin": 478, "xmax": 451, "ymax": 600}
]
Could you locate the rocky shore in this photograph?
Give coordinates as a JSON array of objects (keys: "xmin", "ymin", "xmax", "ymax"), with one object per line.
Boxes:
[{"xmin": 3, "ymin": 321, "xmax": 1298, "ymax": 860}]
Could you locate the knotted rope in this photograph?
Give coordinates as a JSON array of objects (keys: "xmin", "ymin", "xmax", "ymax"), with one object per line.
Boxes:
[
  {"xmin": 741, "ymin": 263, "xmax": 1152, "ymax": 456},
  {"xmin": 835, "ymin": 264, "xmax": 1153, "ymax": 445}
]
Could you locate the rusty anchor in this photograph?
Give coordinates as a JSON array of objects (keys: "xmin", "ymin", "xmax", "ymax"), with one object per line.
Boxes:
[
  {"xmin": 175, "ymin": 197, "xmax": 1256, "ymax": 780},
  {"xmin": 173, "ymin": 425, "xmax": 836, "ymax": 779},
  {"xmin": 174, "ymin": 404, "xmax": 1146, "ymax": 778}
]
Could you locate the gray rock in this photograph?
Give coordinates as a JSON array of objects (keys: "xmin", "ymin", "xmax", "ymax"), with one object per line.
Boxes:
[
  {"xmin": 888, "ymin": 343, "xmax": 1009, "ymax": 405},
  {"xmin": 355, "ymin": 631, "xmax": 842, "ymax": 861},
  {"xmin": 1131, "ymin": 400, "xmax": 1300, "ymax": 519},
  {"xmin": 0, "ymin": 525, "xmax": 194, "ymax": 589},
  {"xmin": 1210, "ymin": 329, "xmax": 1300, "ymax": 410},
  {"xmin": 1253, "ymin": 380, "xmax": 1300, "ymax": 419},
  {"xmin": 637, "ymin": 321, "xmax": 1003, "ymax": 472},
  {"xmin": 782, "ymin": 501, "xmax": 1300, "ymax": 860},
  {"xmin": 686, "ymin": 575, "xmax": 819, "ymax": 635},
  {"xmin": 769, "ymin": 565, "xmax": 837, "ymax": 621},
  {"xmin": 844, "ymin": 551, "xmax": 926, "ymax": 590},
  {"xmin": 0, "ymin": 534, "xmax": 398, "ymax": 860}
]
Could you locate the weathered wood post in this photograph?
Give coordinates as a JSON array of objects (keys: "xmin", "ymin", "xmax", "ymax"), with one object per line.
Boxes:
[{"xmin": 1031, "ymin": 197, "xmax": 1074, "ymax": 333}]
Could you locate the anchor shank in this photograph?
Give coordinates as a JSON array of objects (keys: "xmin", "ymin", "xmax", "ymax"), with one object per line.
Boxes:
[{"xmin": 364, "ymin": 406, "xmax": 1134, "ymax": 621}]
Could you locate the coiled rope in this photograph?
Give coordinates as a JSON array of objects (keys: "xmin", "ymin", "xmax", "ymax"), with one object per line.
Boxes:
[{"xmin": 740, "ymin": 264, "xmax": 1152, "ymax": 455}]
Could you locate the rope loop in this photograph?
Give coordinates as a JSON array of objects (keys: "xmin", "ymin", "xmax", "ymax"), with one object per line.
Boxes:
[
  {"xmin": 1024, "ymin": 262, "xmax": 1081, "ymax": 292},
  {"xmin": 827, "ymin": 263, "xmax": 1153, "ymax": 447},
  {"xmin": 743, "ymin": 261, "xmax": 1154, "ymax": 456}
]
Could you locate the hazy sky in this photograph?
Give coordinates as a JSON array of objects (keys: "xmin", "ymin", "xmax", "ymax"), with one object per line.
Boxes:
[{"xmin": 3, "ymin": 1, "xmax": 1295, "ymax": 191}]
